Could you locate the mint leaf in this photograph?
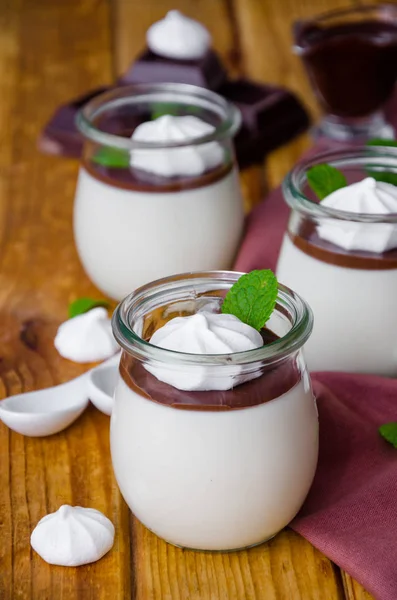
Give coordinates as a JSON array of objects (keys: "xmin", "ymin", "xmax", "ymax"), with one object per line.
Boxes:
[
  {"xmin": 151, "ymin": 102, "xmax": 180, "ymax": 120},
  {"xmin": 92, "ymin": 147, "xmax": 130, "ymax": 168},
  {"xmin": 68, "ymin": 298, "xmax": 109, "ymax": 319},
  {"xmin": 151, "ymin": 103, "xmax": 202, "ymax": 120},
  {"xmin": 367, "ymin": 138, "xmax": 397, "ymax": 148},
  {"xmin": 366, "ymin": 139, "xmax": 397, "ymax": 185},
  {"xmin": 307, "ymin": 164, "xmax": 347, "ymax": 200},
  {"xmin": 221, "ymin": 270, "xmax": 278, "ymax": 331},
  {"xmin": 379, "ymin": 423, "xmax": 397, "ymax": 448}
]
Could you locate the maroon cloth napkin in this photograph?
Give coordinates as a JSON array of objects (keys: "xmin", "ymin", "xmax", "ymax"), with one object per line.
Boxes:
[{"xmin": 233, "ymin": 116, "xmax": 397, "ymax": 598}]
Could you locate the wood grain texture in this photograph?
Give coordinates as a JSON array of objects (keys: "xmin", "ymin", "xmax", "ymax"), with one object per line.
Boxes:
[
  {"xmin": 0, "ymin": 0, "xmax": 130, "ymax": 599},
  {"xmin": 0, "ymin": 0, "xmax": 375, "ymax": 599}
]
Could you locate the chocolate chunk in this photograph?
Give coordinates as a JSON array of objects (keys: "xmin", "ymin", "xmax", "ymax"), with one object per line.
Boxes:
[
  {"xmin": 120, "ymin": 49, "xmax": 227, "ymax": 90},
  {"xmin": 38, "ymin": 86, "xmax": 110, "ymax": 157},
  {"xmin": 220, "ymin": 79, "xmax": 310, "ymax": 167}
]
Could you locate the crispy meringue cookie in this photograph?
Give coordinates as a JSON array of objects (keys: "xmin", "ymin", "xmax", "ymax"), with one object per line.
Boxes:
[{"xmin": 30, "ymin": 505, "xmax": 115, "ymax": 567}]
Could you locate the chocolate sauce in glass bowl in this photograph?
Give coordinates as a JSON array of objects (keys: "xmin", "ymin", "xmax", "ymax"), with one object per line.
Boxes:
[
  {"xmin": 295, "ymin": 20, "xmax": 397, "ymax": 117},
  {"xmin": 120, "ymin": 327, "xmax": 300, "ymax": 412}
]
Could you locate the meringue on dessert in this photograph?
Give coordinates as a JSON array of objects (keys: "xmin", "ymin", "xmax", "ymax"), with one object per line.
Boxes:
[
  {"xmin": 110, "ymin": 271, "xmax": 318, "ymax": 551},
  {"xmin": 74, "ymin": 86, "xmax": 243, "ymax": 300},
  {"xmin": 277, "ymin": 150, "xmax": 397, "ymax": 374},
  {"xmin": 31, "ymin": 505, "xmax": 115, "ymax": 566}
]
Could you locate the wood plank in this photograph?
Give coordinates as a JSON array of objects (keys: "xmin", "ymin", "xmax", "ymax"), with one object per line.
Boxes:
[
  {"xmin": 0, "ymin": 1, "xmax": 130, "ymax": 598},
  {"xmin": 111, "ymin": 3, "xmax": 348, "ymax": 599},
  {"xmin": 233, "ymin": 2, "xmax": 375, "ymax": 599},
  {"xmin": 112, "ymin": 0, "xmax": 265, "ymax": 210},
  {"xmin": 132, "ymin": 522, "xmax": 345, "ymax": 600},
  {"xmin": 233, "ymin": 0, "xmax": 355, "ymax": 188}
]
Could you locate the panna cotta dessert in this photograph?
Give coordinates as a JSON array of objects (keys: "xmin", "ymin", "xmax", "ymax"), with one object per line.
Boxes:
[
  {"xmin": 74, "ymin": 84, "xmax": 244, "ymax": 300},
  {"xmin": 110, "ymin": 271, "xmax": 318, "ymax": 551},
  {"xmin": 277, "ymin": 148, "xmax": 397, "ymax": 374}
]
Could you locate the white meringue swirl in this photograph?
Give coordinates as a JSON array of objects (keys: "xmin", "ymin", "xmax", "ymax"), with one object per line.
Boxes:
[
  {"xmin": 317, "ymin": 177, "xmax": 397, "ymax": 253},
  {"xmin": 145, "ymin": 312, "xmax": 263, "ymax": 391},
  {"xmin": 54, "ymin": 307, "xmax": 119, "ymax": 363},
  {"xmin": 130, "ymin": 115, "xmax": 223, "ymax": 177},
  {"xmin": 147, "ymin": 10, "xmax": 211, "ymax": 60},
  {"xmin": 31, "ymin": 505, "xmax": 115, "ymax": 567}
]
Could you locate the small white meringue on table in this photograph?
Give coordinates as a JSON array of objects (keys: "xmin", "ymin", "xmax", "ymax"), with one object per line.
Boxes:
[
  {"xmin": 54, "ymin": 307, "xmax": 119, "ymax": 363},
  {"xmin": 30, "ymin": 505, "xmax": 115, "ymax": 567}
]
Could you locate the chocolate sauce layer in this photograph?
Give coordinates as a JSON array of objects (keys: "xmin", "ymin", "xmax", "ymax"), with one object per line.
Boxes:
[
  {"xmin": 289, "ymin": 223, "xmax": 397, "ymax": 270},
  {"xmin": 82, "ymin": 159, "xmax": 232, "ymax": 193},
  {"xmin": 120, "ymin": 328, "xmax": 300, "ymax": 412},
  {"xmin": 295, "ymin": 20, "xmax": 397, "ymax": 117}
]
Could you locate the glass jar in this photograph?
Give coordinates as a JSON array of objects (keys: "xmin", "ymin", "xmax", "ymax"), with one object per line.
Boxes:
[
  {"xmin": 110, "ymin": 271, "xmax": 317, "ymax": 551},
  {"xmin": 74, "ymin": 84, "xmax": 243, "ymax": 301},
  {"xmin": 277, "ymin": 147, "xmax": 397, "ymax": 375}
]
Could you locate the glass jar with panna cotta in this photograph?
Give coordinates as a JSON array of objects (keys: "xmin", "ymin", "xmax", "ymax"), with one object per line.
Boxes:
[
  {"xmin": 276, "ymin": 147, "xmax": 397, "ymax": 375},
  {"xmin": 110, "ymin": 271, "xmax": 318, "ymax": 551},
  {"xmin": 74, "ymin": 84, "xmax": 243, "ymax": 301}
]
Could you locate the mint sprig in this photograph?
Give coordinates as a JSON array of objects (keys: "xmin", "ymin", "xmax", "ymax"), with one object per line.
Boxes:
[
  {"xmin": 221, "ymin": 270, "xmax": 278, "ymax": 331},
  {"xmin": 307, "ymin": 164, "xmax": 347, "ymax": 200},
  {"xmin": 379, "ymin": 422, "xmax": 397, "ymax": 449},
  {"xmin": 151, "ymin": 103, "xmax": 202, "ymax": 120},
  {"xmin": 92, "ymin": 147, "xmax": 130, "ymax": 169},
  {"xmin": 366, "ymin": 139, "xmax": 397, "ymax": 186},
  {"xmin": 69, "ymin": 298, "xmax": 109, "ymax": 319}
]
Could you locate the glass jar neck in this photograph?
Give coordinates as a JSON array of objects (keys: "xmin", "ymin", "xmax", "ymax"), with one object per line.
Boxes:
[
  {"xmin": 111, "ymin": 271, "xmax": 313, "ymax": 369},
  {"xmin": 283, "ymin": 147, "xmax": 397, "ymax": 224},
  {"xmin": 76, "ymin": 83, "xmax": 241, "ymax": 151}
]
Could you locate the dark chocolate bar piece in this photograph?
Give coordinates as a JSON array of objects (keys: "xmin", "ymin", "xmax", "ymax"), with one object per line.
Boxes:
[
  {"xmin": 120, "ymin": 49, "xmax": 227, "ymax": 90},
  {"xmin": 220, "ymin": 79, "xmax": 310, "ymax": 167},
  {"xmin": 38, "ymin": 86, "xmax": 110, "ymax": 157}
]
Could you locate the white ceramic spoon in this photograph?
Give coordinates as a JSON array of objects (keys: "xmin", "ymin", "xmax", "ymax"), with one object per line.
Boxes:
[
  {"xmin": 87, "ymin": 362, "xmax": 119, "ymax": 416},
  {"xmin": 0, "ymin": 353, "xmax": 120, "ymax": 437}
]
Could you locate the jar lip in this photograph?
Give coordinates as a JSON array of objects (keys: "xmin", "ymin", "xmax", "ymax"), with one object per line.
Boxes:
[
  {"xmin": 76, "ymin": 83, "xmax": 241, "ymax": 150},
  {"xmin": 111, "ymin": 271, "xmax": 314, "ymax": 366},
  {"xmin": 282, "ymin": 146, "xmax": 397, "ymax": 223}
]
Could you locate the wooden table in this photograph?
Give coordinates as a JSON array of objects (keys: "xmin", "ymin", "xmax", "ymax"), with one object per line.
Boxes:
[{"xmin": 0, "ymin": 1, "xmax": 376, "ymax": 598}]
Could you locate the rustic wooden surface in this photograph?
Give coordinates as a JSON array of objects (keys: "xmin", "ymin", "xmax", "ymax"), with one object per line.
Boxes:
[{"xmin": 0, "ymin": 1, "xmax": 376, "ymax": 599}]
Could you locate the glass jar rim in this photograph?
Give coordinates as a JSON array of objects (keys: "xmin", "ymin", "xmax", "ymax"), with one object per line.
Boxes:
[
  {"xmin": 282, "ymin": 146, "xmax": 397, "ymax": 223},
  {"xmin": 75, "ymin": 83, "xmax": 241, "ymax": 150},
  {"xmin": 292, "ymin": 4, "xmax": 397, "ymax": 54},
  {"xmin": 111, "ymin": 271, "xmax": 313, "ymax": 367}
]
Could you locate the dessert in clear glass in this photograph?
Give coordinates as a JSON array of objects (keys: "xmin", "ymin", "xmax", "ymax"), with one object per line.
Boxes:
[
  {"xmin": 110, "ymin": 271, "xmax": 318, "ymax": 551},
  {"xmin": 74, "ymin": 84, "xmax": 243, "ymax": 300},
  {"xmin": 276, "ymin": 147, "xmax": 397, "ymax": 374},
  {"xmin": 293, "ymin": 4, "xmax": 397, "ymax": 141}
]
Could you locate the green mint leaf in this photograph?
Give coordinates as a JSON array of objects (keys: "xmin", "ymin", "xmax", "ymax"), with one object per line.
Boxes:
[
  {"xmin": 221, "ymin": 270, "xmax": 278, "ymax": 331},
  {"xmin": 366, "ymin": 139, "xmax": 397, "ymax": 185},
  {"xmin": 68, "ymin": 298, "xmax": 109, "ymax": 319},
  {"xmin": 151, "ymin": 103, "xmax": 202, "ymax": 120},
  {"xmin": 367, "ymin": 170, "xmax": 397, "ymax": 186},
  {"xmin": 307, "ymin": 164, "xmax": 347, "ymax": 200},
  {"xmin": 92, "ymin": 147, "xmax": 130, "ymax": 168},
  {"xmin": 379, "ymin": 422, "xmax": 397, "ymax": 449},
  {"xmin": 151, "ymin": 102, "xmax": 180, "ymax": 120},
  {"xmin": 367, "ymin": 138, "xmax": 397, "ymax": 148}
]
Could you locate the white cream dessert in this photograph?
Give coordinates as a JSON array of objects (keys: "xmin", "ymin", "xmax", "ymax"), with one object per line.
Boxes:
[
  {"xmin": 74, "ymin": 112, "xmax": 243, "ymax": 301},
  {"xmin": 277, "ymin": 176, "xmax": 397, "ymax": 374},
  {"xmin": 110, "ymin": 272, "xmax": 318, "ymax": 551}
]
